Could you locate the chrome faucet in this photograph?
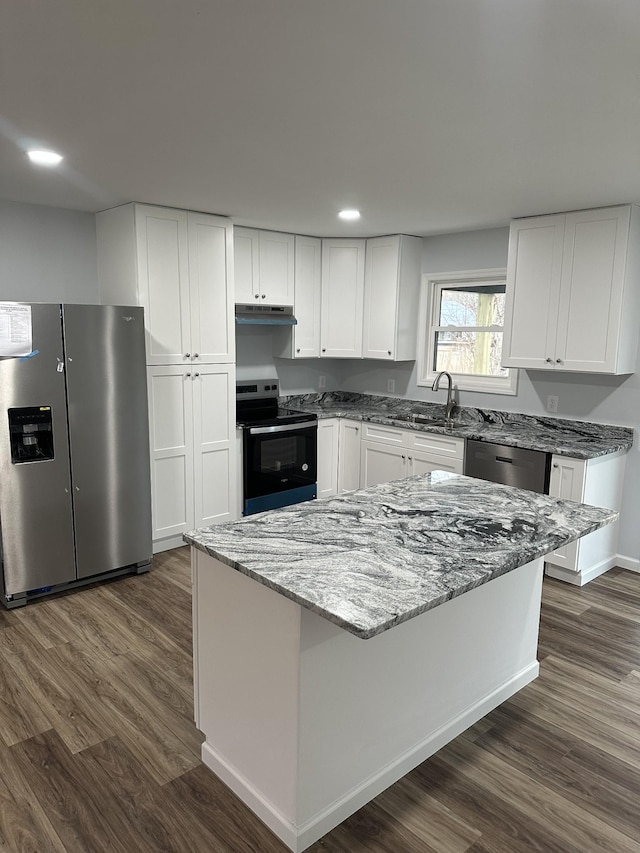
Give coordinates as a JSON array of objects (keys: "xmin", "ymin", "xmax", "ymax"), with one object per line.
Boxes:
[{"xmin": 432, "ymin": 371, "xmax": 455, "ymax": 423}]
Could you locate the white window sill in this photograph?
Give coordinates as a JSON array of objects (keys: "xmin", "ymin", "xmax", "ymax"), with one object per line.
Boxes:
[{"xmin": 418, "ymin": 371, "xmax": 518, "ymax": 396}]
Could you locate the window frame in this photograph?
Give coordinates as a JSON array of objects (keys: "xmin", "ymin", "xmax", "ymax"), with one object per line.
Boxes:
[{"xmin": 416, "ymin": 268, "xmax": 518, "ymax": 395}]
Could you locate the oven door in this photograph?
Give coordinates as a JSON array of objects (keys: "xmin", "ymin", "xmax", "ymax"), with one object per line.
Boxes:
[{"xmin": 243, "ymin": 421, "xmax": 318, "ymax": 515}]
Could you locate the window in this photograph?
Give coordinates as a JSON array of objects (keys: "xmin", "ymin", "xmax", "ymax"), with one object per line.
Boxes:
[{"xmin": 417, "ymin": 269, "xmax": 518, "ymax": 394}]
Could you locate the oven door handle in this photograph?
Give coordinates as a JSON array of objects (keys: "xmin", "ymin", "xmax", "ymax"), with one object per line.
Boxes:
[{"xmin": 248, "ymin": 421, "xmax": 318, "ymax": 435}]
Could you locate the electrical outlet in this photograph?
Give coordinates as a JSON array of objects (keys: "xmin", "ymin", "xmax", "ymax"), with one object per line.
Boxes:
[
  {"xmin": 546, "ymin": 395, "xmax": 559, "ymax": 413},
  {"xmin": 318, "ymin": 375, "xmax": 326, "ymax": 390},
  {"xmin": 387, "ymin": 378, "xmax": 395, "ymax": 394}
]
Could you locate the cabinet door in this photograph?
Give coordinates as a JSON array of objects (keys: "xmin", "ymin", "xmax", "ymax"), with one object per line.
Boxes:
[
  {"xmin": 360, "ymin": 441, "xmax": 406, "ymax": 488},
  {"xmin": 317, "ymin": 419, "xmax": 339, "ymax": 498},
  {"xmin": 192, "ymin": 364, "xmax": 235, "ymax": 528},
  {"xmin": 147, "ymin": 365, "xmax": 194, "ymax": 547},
  {"xmin": 546, "ymin": 456, "xmax": 585, "ymax": 570},
  {"xmin": 557, "ymin": 207, "xmax": 630, "ymax": 373},
  {"xmin": 502, "ymin": 215, "xmax": 565, "ymax": 370},
  {"xmin": 188, "ymin": 213, "xmax": 234, "ymax": 363},
  {"xmin": 362, "ymin": 235, "xmax": 399, "ymax": 360},
  {"xmin": 321, "ymin": 239, "xmax": 365, "ymax": 358},
  {"xmin": 338, "ymin": 419, "xmax": 362, "ymax": 492},
  {"xmin": 292, "ymin": 236, "xmax": 322, "ymax": 357},
  {"xmin": 259, "ymin": 231, "xmax": 295, "ymax": 306},
  {"xmin": 234, "ymin": 227, "xmax": 260, "ymax": 303},
  {"xmin": 135, "ymin": 206, "xmax": 191, "ymax": 365},
  {"xmin": 409, "ymin": 451, "xmax": 463, "ymax": 476}
]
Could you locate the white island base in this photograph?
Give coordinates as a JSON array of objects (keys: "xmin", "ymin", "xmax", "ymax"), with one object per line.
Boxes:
[{"xmin": 192, "ymin": 549, "xmax": 544, "ymax": 852}]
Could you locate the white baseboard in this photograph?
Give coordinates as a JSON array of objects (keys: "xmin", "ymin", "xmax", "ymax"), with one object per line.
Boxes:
[
  {"xmin": 201, "ymin": 662, "xmax": 539, "ymax": 853},
  {"xmin": 545, "ymin": 554, "xmax": 617, "ymax": 586},
  {"xmin": 152, "ymin": 535, "xmax": 186, "ymax": 554},
  {"xmin": 616, "ymin": 553, "xmax": 640, "ymax": 573}
]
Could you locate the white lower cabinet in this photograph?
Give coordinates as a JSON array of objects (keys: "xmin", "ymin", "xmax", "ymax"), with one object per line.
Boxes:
[
  {"xmin": 360, "ymin": 423, "xmax": 464, "ymax": 488},
  {"xmin": 317, "ymin": 419, "xmax": 340, "ymax": 498},
  {"xmin": 409, "ymin": 450, "xmax": 463, "ymax": 476},
  {"xmin": 318, "ymin": 418, "xmax": 363, "ymax": 497},
  {"xmin": 360, "ymin": 442, "xmax": 406, "ymax": 487},
  {"xmin": 545, "ymin": 450, "xmax": 626, "ymax": 585},
  {"xmin": 338, "ymin": 420, "xmax": 362, "ymax": 493},
  {"xmin": 147, "ymin": 364, "xmax": 235, "ymax": 552}
]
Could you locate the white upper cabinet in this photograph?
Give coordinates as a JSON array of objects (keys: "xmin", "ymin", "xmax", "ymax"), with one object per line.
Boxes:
[
  {"xmin": 187, "ymin": 212, "xmax": 235, "ymax": 363},
  {"xmin": 320, "ymin": 239, "xmax": 366, "ymax": 358},
  {"xmin": 233, "ymin": 227, "xmax": 259, "ymax": 304},
  {"xmin": 503, "ymin": 205, "xmax": 640, "ymax": 374},
  {"xmin": 277, "ymin": 236, "xmax": 322, "ymax": 358},
  {"xmin": 96, "ymin": 203, "xmax": 234, "ymax": 365},
  {"xmin": 362, "ymin": 235, "xmax": 422, "ymax": 361},
  {"xmin": 234, "ymin": 227, "xmax": 294, "ymax": 306}
]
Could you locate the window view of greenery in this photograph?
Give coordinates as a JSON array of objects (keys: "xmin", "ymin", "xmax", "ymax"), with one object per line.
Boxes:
[{"xmin": 432, "ymin": 283, "xmax": 508, "ymax": 377}]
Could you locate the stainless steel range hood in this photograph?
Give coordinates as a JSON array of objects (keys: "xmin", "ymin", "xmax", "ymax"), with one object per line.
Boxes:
[{"xmin": 235, "ymin": 304, "xmax": 297, "ymax": 326}]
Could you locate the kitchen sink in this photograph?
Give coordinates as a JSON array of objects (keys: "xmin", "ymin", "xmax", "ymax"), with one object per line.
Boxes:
[
  {"xmin": 410, "ymin": 414, "xmax": 462, "ymax": 428},
  {"xmin": 387, "ymin": 412, "xmax": 462, "ymax": 429}
]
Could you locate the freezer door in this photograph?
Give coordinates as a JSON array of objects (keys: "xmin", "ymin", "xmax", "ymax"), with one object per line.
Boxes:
[
  {"xmin": 62, "ymin": 304, "xmax": 152, "ymax": 578},
  {"xmin": 0, "ymin": 303, "xmax": 76, "ymax": 597}
]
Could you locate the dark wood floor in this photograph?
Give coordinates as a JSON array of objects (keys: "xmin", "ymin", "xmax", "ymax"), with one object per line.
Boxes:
[{"xmin": 1, "ymin": 550, "xmax": 640, "ymax": 852}]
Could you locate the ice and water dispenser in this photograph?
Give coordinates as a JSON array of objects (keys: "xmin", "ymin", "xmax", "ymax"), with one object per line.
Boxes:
[{"xmin": 8, "ymin": 406, "xmax": 54, "ymax": 463}]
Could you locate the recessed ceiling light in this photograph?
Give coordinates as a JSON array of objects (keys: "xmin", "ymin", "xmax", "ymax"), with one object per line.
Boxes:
[
  {"xmin": 338, "ymin": 209, "xmax": 361, "ymax": 221},
  {"xmin": 27, "ymin": 149, "xmax": 63, "ymax": 166}
]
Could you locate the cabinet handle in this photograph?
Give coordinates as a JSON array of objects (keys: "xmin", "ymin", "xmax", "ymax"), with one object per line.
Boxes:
[
  {"xmin": 261, "ymin": 294, "xmax": 266, "ymax": 299},
  {"xmin": 545, "ymin": 357, "xmax": 553, "ymax": 363},
  {"xmin": 322, "ymin": 348, "xmax": 326, "ymax": 353},
  {"xmin": 556, "ymin": 358, "xmax": 563, "ymax": 364},
  {"xmin": 553, "ymin": 463, "xmax": 559, "ymax": 468},
  {"xmin": 194, "ymin": 372, "xmax": 200, "ymax": 378},
  {"xmin": 402, "ymin": 455, "xmax": 406, "ymax": 460},
  {"xmin": 254, "ymin": 294, "xmax": 259, "ymax": 299},
  {"xmin": 408, "ymin": 456, "xmax": 412, "ymax": 462},
  {"xmin": 185, "ymin": 353, "xmax": 191, "ymax": 359},
  {"xmin": 388, "ymin": 350, "xmax": 392, "ymax": 356},
  {"xmin": 296, "ymin": 348, "xmax": 301, "ymax": 353},
  {"xmin": 193, "ymin": 353, "xmax": 199, "ymax": 359},
  {"xmin": 185, "ymin": 372, "xmax": 191, "ymax": 378},
  {"xmin": 355, "ymin": 427, "xmax": 359, "ymax": 432}
]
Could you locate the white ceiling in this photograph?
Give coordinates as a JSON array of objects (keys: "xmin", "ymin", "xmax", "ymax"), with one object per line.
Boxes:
[{"xmin": 2, "ymin": 0, "xmax": 640, "ymax": 237}]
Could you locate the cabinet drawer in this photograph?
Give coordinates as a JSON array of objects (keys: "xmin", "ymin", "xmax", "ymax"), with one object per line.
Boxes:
[
  {"xmin": 407, "ymin": 430, "xmax": 464, "ymax": 459},
  {"xmin": 360, "ymin": 423, "xmax": 405, "ymax": 446}
]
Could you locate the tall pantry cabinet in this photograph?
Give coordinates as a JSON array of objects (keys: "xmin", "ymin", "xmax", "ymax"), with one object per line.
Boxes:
[{"xmin": 96, "ymin": 204, "xmax": 235, "ymax": 552}]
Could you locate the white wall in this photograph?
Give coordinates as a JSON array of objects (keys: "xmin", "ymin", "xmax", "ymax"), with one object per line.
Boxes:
[
  {"xmin": 236, "ymin": 324, "xmax": 345, "ymax": 393},
  {"xmin": 0, "ymin": 199, "xmax": 98, "ymax": 303}
]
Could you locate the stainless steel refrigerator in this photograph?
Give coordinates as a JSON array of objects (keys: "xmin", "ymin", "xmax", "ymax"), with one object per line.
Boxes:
[{"xmin": 0, "ymin": 303, "xmax": 152, "ymax": 607}]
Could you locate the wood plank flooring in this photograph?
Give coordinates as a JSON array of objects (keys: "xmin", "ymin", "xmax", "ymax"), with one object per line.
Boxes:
[{"xmin": 1, "ymin": 550, "xmax": 640, "ymax": 852}]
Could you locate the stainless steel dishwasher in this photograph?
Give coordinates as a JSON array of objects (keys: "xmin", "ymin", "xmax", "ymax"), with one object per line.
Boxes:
[{"xmin": 464, "ymin": 439, "xmax": 551, "ymax": 494}]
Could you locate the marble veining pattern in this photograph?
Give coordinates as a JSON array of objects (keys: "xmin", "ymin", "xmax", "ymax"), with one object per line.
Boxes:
[
  {"xmin": 281, "ymin": 392, "xmax": 633, "ymax": 459},
  {"xmin": 185, "ymin": 472, "xmax": 617, "ymax": 639}
]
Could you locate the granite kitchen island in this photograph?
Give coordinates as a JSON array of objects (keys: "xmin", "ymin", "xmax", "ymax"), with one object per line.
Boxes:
[{"xmin": 185, "ymin": 472, "xmax": 616, "ymax": 852}]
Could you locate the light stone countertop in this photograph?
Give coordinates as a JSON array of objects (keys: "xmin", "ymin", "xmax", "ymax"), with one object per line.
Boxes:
[
  {"xmin": 281, "ymin": 392, "xmax": 633, "ymax": 459},
  {"xmin": 185, "ymin": 471, "xmax": 617, "ymax": 639}
]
